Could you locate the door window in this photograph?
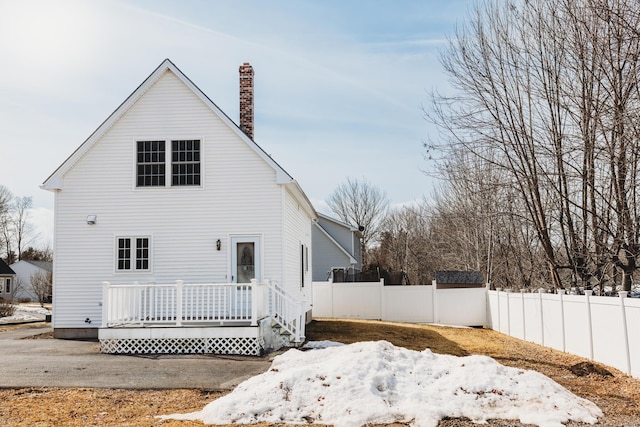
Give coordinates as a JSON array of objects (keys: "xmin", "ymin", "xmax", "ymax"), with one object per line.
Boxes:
[
  {"xmin": 236, "ymin": 242, "xmax": 255, "ymax": 283},
  {"xmin": 230, "ymin": 236, "xmax": 261, "ymax": 283}
]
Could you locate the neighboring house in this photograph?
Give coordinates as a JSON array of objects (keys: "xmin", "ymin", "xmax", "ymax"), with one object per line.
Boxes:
[
  {"xmin": 434, "ymin": 271, "xmax": 484, "ymax": 289},
  {"xmin": 9, "ymin": 260, "xmax": 53, "ymax": 302},
  {"xmin": 41, "ymin": 59, "xmax": 316, "ymax": 356},
  {"xmin": 312, "ymin": 213, "xmax": 362, "ymax": 281},
  {"xmin": 0, "ymin": 259, "xmax": 16, "ymax": 301}
]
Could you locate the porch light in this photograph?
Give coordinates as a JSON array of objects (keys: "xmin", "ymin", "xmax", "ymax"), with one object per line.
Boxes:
[
  {"xmin": 216, "ymin": 239, "xmax": 221, "ymax": 251},
  {"xmin": 87, "ymin": 215, "xmax": 97, "ymax": 225}
]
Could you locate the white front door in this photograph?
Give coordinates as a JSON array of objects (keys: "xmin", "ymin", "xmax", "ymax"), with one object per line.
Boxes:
[{"xmin": 230, "ymin": 236, "xmax": 261, "ymax": 283}]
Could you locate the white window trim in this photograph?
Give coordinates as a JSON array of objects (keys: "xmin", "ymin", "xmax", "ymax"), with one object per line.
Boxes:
[
  {"xmin": 114, "ymin": 235, "xmax": 153, "ymax": 274},
  {"xmin": 132, "ymin": 137, "xmax": 205, "ymax": 190}
]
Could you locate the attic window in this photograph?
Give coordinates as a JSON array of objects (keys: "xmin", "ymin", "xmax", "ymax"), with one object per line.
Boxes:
[
  {"xmin": 171, "ymin": 140, "xmax": 200, "ymax": 186},
  {"xmin": 136, "ymin": 141, "xmax": 166, "ymax": 187}
]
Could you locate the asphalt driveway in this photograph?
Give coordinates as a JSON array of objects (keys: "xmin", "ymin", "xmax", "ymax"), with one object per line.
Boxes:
[{"xmin": 0, "ymin": 325, "xmax": 271, "ymax": 390}]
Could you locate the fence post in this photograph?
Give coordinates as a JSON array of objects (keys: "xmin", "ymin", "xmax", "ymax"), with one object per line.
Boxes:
[
  {"xmin": 584, "ymin": 290, "xmax": 594, "ymax": 361},
  {"xmin": 538, "ymin": 289, "xmax": 545, "ymax": 347},
  {"xmin": 505, "ymin": 289, "xmax": 511, "ymax": 336},
  {"xmin": 559, "ymin": 289, "xmax": 566, "ymax": 352},
  {"xmin": 485, "ymin": 283, "xmax": 491, "ymax": 329},
  {"xmin": 619, "ymin": 291, "xmax": 631, "ymax": 375},
  {"xmin": 379, "ymin": 279, "xmax": 385, "ymax": 321},
  {"xmin": 432, "ymin": 280, "xmax": 439, "ymax": 325},
  {"xmin": 495, "ymin": 288, "xmax": 501, "ymax": 333},
  {"xmin": 101, "ymin": 282, "xmax": 110, "ymax": 327},
  {"xmin": 520, "ymin": 289, "xmax": 526, "ymax": 341},
  {"xmin": 176, "ymin": 280, "xmax": 183, "ymax": 326}
]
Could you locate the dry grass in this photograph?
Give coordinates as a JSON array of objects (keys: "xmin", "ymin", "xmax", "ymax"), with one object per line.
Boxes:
[{"xmin": 1, "ymin": 319, "xmax": 639, "ymax": 426}]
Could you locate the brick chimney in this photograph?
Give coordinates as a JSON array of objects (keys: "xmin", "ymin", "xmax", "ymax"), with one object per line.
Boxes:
[{"xmin": 239, "ymin": 62, "xmax": 254, "ymax": 139}]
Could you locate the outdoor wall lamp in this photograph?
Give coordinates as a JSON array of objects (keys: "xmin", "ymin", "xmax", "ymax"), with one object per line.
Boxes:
[
  {"xmin": 216, "ymin": 239, "xmax": 221, "ymax": 251},
  {"xmin": 86, "ymin": 215, "xmax": 97, "ymax": 225}
]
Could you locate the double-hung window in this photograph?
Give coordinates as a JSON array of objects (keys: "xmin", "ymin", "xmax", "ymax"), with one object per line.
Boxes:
[
  {"xmin": 172, "ymin": 140, "xmax": 200, "ymax": 186},
  {"xmin": 4, "ymin": 278, "xmax": 10, "ymax": 294},
  {"xmin": 136, "ymin": 141, "xmax": 165, "ymax": 187},
  {"xmin": 116, "ymin": 237, "xmax": 150, "ymax": 272},
  {"xmin": 136, "ymin": 139, "xmax": 201, "ymax": 187}
]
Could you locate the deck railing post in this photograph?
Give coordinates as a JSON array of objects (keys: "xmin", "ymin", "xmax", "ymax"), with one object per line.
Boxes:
[
  {"xmin": 250, "ymin": 279, "xmax": 258, "ymax": 326},
  {"xmin": 296, "ymin": 299, "xmax": 305, "ymax": 342},
  {"xmin": 176, "ymin": 280, "xmax": 184, "ymax": 326},
  {"xmin": 101, "ymin": 282, "xmax": 111, "ymax": 327}
]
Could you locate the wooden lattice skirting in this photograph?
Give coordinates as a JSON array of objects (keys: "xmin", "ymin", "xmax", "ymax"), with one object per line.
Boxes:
[{"xmin": 99, "ymin": 337, "xmax": 263, "ymax": 356}]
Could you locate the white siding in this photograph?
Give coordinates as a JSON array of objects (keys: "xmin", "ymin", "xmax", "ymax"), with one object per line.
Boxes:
[
  {"xmin": 282, "ymin": 187, "xmax": 313, "ymax": 306},
  {"xmin": 53, "ymin": 70, "xmax": 285, "ymax": 328}
]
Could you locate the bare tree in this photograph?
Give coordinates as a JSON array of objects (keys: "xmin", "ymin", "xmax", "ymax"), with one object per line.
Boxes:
[
  {"xmin": 0, "ymin": 185, "xmax": 13, "ymax": 262},
  {"xmin": 326, "ymin": 178, "xmax": 389, "ymax": 264},
  {"xmin": 12, "ymin": 196, "xmax": 34, "ymax": 261},
  {"xmin": 426, "ymin": 0, "xmax": 640, "ymax": 292},
  {"xmin": 375, "ymin": 203, "xmax": 432, "ymax": 285},
  {"xmin": 11, "ymin": 275, "xmax": 28, "ymax": 302},
  {"xmin": 0, "ymin": 189, "xmax": 37, "ymax": 264},
  {"xmin": 30, "ymin": 271, "xmax": 52, "ymax": 307}
]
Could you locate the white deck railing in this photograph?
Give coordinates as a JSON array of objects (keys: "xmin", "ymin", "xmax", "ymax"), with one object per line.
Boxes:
[
  {"xmin": 269, "ymin": 282, "xmax": 305, "ymax": 343},
  {"xmin": 101, "ymin": 280, "xmax": 269, "ymax": 327}
]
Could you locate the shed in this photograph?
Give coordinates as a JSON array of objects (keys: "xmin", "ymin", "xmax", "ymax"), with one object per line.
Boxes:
[{"xmin": 434, "ymin": 271, "xmax": 484, "ymax": 289}]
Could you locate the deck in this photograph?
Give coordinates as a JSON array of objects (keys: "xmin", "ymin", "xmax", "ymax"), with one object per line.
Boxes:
[{"xmin": 98, "ymin": 280, "xmax": 305, "ymax": 355}]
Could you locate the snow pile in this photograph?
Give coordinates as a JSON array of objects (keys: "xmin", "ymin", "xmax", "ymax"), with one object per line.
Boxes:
[
  {"xmin": 15, "ymin": 305, "xmax": 51, "ymax": 316},
  {"xmin": 0, "ymin": 305, "xmax": 51, "ymax": 324},
  {"xmin": 302, "ymin": 340, "xmax": 345, "ymax": 349},
  {"xmin": 162, "ymin": 340, "xmax": 602, "ymax": 427}
]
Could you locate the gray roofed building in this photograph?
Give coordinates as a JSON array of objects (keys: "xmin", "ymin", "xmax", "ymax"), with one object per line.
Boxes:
[
  {"xmin": 0, "ymin": 259, "xmax": 15, "ymax": 276},
  {"xmin": 0, "ymin": 259, "xmax": 16, "ymax": 300}
]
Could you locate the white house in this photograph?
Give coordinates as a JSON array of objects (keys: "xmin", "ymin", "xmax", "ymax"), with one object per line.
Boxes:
[
  {"xmin": 0, "ymin": 259, "xmax": 16, "ymax": 301},
  {"xmin": 9, "ymin": 260, "xmax": 53, "ymax": 302},
  {"xmin": 42, "ymin": 59, "xmax": 316, "ymax": 356}
]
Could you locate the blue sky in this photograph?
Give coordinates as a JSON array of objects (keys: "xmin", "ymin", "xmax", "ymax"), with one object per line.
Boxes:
[{"xmin": 0, "ymin": 0, "xmax": 474, "ymax": 246}]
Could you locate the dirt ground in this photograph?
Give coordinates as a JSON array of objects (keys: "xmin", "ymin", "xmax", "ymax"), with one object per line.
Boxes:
[{"xmin": 0, "ymin": 319, "xmax": 639, "ymax": 427}]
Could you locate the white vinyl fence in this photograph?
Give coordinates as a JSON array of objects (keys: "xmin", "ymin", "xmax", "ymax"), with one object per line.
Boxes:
[
  {"xmin": 313, "ymin": 281, "xmax": 640, "ymax": 378},
  {"xmin": 487, "ymin": 289, "xmax": 640, "ymax": 378},
  {"xmin": 312, "ymin": 280, "xmax": 486, "ymax": 326}
]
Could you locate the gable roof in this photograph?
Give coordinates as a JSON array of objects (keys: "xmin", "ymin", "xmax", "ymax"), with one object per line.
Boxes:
[
  {"xmin": 317, "ymin": 212, "xmax": 358, "ymax": 232},
  {"xmin": 0, "ymin": 259, "xmax": 16, "ymax": 276},
  {"xmin": 435, "ymin": 271, "xmax": 483, "ymax": 285},
  {"xmin": 41, "ymin": 59, "xmax": 316, "ymax": 218},
  {"xmin": 24, "ymin": 260, "xmax": 53, "ymax": 272},
  {"xmin": 314, "ymin": 221, "xmax": 357, "ymax": 264}
]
